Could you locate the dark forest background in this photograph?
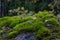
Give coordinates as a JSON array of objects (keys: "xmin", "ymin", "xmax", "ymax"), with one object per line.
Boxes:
[{"xmin": 0, "ymin": 0, "xmax": 60, "ymax": 17}]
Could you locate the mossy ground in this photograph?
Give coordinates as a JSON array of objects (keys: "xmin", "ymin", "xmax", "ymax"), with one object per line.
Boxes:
[{"xmin": 0, "ymin": 11, "xmax": 60, "ymax": 40}]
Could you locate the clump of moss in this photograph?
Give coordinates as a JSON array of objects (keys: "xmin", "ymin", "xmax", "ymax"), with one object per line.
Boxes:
[
  {"xmin": 0, "ymin": 11, "xmax": 60, "ymax": 40},
  {"xmin": 0, "ymin": 30, "xmax": 4, "ymax": 35},
  {"xmin": 0, "ymin": 16, "xmax": 33, "ymax": 28},
  {"xmin": 0, "ymin": 37, "xmax": 3, "ymax": 40},
  {"xmin": 7, "ymin": 31, "xmax": 19, "ymax": 39},
  {"xmin": 13, "ymin": 19, "xmax": 43, "ymax": 31}
]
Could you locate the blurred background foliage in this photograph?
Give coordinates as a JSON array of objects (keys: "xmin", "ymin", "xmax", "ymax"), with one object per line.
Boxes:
[
  {"xmin": 7, "ymin": 0, "xmax": 54, "ymax": 11},
  {"xmin": 1, "ymin": 0, "xmax": 60, "ymax": 17}
]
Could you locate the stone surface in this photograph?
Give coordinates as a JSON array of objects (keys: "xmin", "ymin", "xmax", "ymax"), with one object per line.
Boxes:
[{"xmin": 15, "ymin": 32, "xmax": 36, "ymax": 40}]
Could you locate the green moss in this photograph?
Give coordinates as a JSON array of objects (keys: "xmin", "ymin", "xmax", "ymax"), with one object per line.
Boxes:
[
  {"xmin": 7, "ymin": 31, "xmax": 19, "ymax": 39},
  {"xmin": 35, "ymin": 11, "xmax": 49, "ymax": 18},
  {"xmin": 44, "ymin": 18, "xmax": 60, "ymax": 27},
  {"xmin": 9, "ymin": 16, "xmax": 34, "ymax": 27},
  {"xmin": 13, "ymin": 19, "xmax": 44, "ymax": 32},
  {"xmin": 0, "ymin": 11, "xmax": 60, "ymax": 40},
  {"xmin": 0, "ymin": 16, "xmax": 34, "ymax": 28},
  {"xmin": 54, "ymin": 33, "xmax": 60, "ymax": 37},
  {"xmin": 36, "ymin": 26, "xmax": 49, "ymax": 39},
  {"xmin": 0, "ymin": 30, "xmax": 4, "ymax": 34},
  {"xmin": 42, "ymin": 37, "xmax": 50, "ymax": 40},
  {"xmin": 0, "ymin": 37, "xmax": 3, "ymax": 40},
  {"xmin": 0, "ymin": 21, "xmax": 7, "ymax": 29}
]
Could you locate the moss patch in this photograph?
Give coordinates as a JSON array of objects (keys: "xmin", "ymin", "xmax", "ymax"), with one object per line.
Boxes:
[{"xmin": 0, "ymin": 11, "xmax": 60, "ymax": 40}]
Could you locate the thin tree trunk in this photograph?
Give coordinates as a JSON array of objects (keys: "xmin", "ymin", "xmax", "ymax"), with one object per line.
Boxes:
[{"xmin": 0, "ymin": 0, "xmax": 7, "ymax": 17}]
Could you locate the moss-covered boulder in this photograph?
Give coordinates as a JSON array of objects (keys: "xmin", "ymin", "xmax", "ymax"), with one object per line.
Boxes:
[{"xmin": 0, "ymin": 11, "xmax": 60, "ymax": 40}]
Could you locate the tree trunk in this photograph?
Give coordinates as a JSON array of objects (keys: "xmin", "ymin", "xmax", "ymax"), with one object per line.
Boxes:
[{"xmin": 0, "ymin": 0, "xmax": 7, "ymax": 17}]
